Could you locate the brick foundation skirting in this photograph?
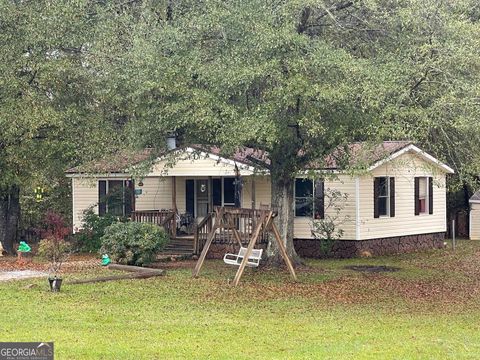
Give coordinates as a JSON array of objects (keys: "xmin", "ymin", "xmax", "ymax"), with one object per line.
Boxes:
[
  {"xmin": 204, "ymin": 232, "xmax": 446, "ymax": 259},
  {"xmin": 294, "ymin": 232, "xmax": 446, "ymax": 259}
]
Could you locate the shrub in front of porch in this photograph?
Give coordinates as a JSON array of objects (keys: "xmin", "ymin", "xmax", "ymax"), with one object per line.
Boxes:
[
  {"xmin": 74, "ymin": 209, "xmax": 128, "ymax": 253},
  {"xmin": 100, "ymin": 222, "xmax": 168, "ymax": 266}
]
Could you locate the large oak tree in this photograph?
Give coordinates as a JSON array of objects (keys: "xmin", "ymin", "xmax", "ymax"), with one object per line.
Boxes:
[
  {"xmin": 2, "ymin": 1, "xmax": 479, "ymax": 261},
  {"xmin": 85, "ymin": 0, "xmax": 480, "ymax": 263}
]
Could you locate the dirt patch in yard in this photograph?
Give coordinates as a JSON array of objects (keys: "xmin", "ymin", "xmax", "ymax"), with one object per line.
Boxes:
[{"xmin": 344, "ymin": 265, "xmax": 401, "ymax": 273}]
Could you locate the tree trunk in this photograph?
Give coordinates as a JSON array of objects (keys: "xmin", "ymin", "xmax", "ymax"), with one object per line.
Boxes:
[
  {"xmin": 266, "ymin": 163, "xmax": 301, "ymax": 266},
  {"xmin": 0, "ymin": 185, "xmax": 21, "ymax": 254}
]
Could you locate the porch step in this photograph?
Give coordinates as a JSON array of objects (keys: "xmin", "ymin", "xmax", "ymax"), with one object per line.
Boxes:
[
  {"xmin": 165, "ymin": 242, "xmax": 193, "ymax": 248},
  {"xmin": 160, "ymin": 237, "xmax": 194, "ymax": 256},
  {"xmin": 166, "ymin": 241, "xmax": 193, "ymax": 246},
  {"xmin": 169, "ymin": 238, "xmax": 194, "ymax": 243},
  {"xmin": 164, "ymin": 246, "xmax": 193, "ymax": 253},
  {"xmin": 160, "ymin": 248, "xmax": 194, "ymax": 254}
]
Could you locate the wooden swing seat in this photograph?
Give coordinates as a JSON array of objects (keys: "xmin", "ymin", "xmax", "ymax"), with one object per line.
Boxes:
[{"xmin": 223, "ymin": 247, "xmax": 263, "ymax": 267}]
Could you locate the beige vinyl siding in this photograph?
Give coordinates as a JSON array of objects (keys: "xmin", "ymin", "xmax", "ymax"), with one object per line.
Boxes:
[
  {"xmin": 72, "ymin": 178, "xmax": 98, "ymax": 231},
  {"xmin": 294, "ymin": 175, "xmax": 357, "ymax": 240},
  {"xmin": 240, "ymin": 174, "xmax": 357, "ymax": 240},
  {"xmin": 149, "ymin": 153, "xmax": 253, "ymax": 177},
  {"xmin": 137, "ymin": 175, "xmax": 270, "ymax": 214},
  {"xmin": 71, "ymin": 151, "xmax": 448, "ymax": 240},
  {"xmin": 359, "ymin": 153, "xmax": 447, "ymax": 240},
  {"xmin": 470, "ymin": 203, "xmax": 480, "ymax": 240},
  {"xmin": 254, "ymin": 176, "xmax": 272, "ymax": 207},
  {"xmin": 135, "ymin": 176, "xmax": 188, "ymax": 212},
  {"xmin": 328, "ymin": 176, "xmax": 357, "ymax": 240},
  {"xmin": 175, "ymin": 177, "xmax": 186, "ymax": 213},
  {"xmin": 134, "ymin": 177, "xmax": 172, "ymax": 211},
  {"xmin": 241, "ymin": 176, "xmax": 254, "ymax": 209},
  {"xmin": 241, "ymin": 176, "xmax": 271, "ymax": 209}
]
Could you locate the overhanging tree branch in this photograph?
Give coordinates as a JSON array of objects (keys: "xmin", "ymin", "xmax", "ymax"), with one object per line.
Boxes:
[{"xmin": 298, "ymin": 1, "xmax": 355, "ymax": 33}]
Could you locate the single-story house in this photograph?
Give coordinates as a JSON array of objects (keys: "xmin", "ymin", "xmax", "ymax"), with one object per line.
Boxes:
[
  {"xmin": 469, "ymin": 191, "xmax": 480, "ymax": 240},
  {"xmin": 66, "ymin": 140, "xmax": 453, "ymax": 258}
]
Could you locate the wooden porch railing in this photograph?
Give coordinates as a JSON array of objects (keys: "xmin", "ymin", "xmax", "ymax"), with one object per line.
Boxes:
[
  {"xmin": 193, "ymin": 207, "xmax": 272, "ymax": 255},
  {"xmin": 193, "ymin": 213, "xmax": 214, "ymax": 255},
  {"xmin": 131, "ymin": 210, "xmax": 177, "ymax": 237}
]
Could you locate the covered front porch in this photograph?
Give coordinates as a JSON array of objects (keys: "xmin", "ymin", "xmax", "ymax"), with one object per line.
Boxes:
[
  {"xmin": 131, "ymin": 206, "xmax": 270, "ymax": 256},
  {"xmin": 130, "ymin": 174, "xmax": 268, "ymax": 255}
]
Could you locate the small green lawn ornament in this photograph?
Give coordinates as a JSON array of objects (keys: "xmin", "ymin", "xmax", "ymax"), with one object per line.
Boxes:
[
  {"xmin": 17, "ymin": 241, "xmax": 31, "ymax": 253},
  {"xmin": 101, "ymin": 254, "xmax": 111, "ymax": 266},
  {"xmin": 17, "ymin": 241, "xmax": 31, "ymax": 264}
]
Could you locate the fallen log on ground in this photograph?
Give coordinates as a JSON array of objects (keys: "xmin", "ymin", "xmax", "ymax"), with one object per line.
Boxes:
[
  {"xmin": 67, "ymin": 264, "xmax": 165, "ymax": 285},
  {"xmin": 68, "ymin": 271, "xmax": 164, "ymax": 285},
  {"xmin": 107, "ymin": 264, "xmax": 163, "ymax": 273}
]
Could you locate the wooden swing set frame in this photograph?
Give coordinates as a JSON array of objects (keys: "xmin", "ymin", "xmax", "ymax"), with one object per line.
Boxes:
[{"xmin": 192, "ymin": 207, "xmax": 297, "ymax": 286}]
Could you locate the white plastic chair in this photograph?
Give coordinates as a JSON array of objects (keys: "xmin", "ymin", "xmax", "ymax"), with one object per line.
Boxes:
[{"xmin": 223, "ymin": 247, "xmax": 263, "ymax": 267}]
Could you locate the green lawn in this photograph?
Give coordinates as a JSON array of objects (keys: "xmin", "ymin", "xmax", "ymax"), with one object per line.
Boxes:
[{"xmin": 1, "ymin": 241, "xmax": 480, "ymax": 359}]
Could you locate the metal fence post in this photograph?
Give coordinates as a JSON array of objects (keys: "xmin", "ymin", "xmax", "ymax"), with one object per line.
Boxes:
[{"xmin": 452, "ymin": 219, "xmax": 456, "ymax": 251}]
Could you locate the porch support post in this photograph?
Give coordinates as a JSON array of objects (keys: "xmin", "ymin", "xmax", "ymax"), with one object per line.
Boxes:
[
  {"xmin": 171, "ymin": 176, "xmax": 177, "ymax": 238},
  {"xmin": 171, "ymin": 176, "xmax": 177, "ymax": 212},
  {"xmin": 251, "ymin": 176, "xmax": 256, "ymax": 209},
  {"xmin": 208, "ymin": 176, "xmax": 213, "ymax": 213},
  {"xmin": 131, "ymin": 178, "xmax": 136, "ymax": 214}
]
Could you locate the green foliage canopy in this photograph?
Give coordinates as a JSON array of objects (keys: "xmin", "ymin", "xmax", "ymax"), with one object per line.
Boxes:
[
  {"xmin": 88, "ymin": 0, "xmax": 480, "ymax": 187},
  {"xmin": 0, "ymin": 1, "xmax": 122, "ymax": 192}
]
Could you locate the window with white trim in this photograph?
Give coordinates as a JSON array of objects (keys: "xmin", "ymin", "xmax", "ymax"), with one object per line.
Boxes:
[
  {"xmin": 378, "ymin": 177, "xmax": 390, "ymax": 217},
  {"xmin": 414, "ymin": 176, "xmax": 433, "ymax": 216},
  {"xmin": 374, "ymin": 176, "xmax": 395, "ymax": 218},
  {"xmin": 294, "ymin": 178, "xmax": 324, "ymax": 219},
  {"xmin": 98, "ymin": 180, "xmax": 133, "ymax": 217},
  {"xmin": 212, "ymin": 177, "xmax": 240, "ymax": 207},
  {"xmin": 418, "ymin": 177, "xmax": 428, "ymax": 214}
]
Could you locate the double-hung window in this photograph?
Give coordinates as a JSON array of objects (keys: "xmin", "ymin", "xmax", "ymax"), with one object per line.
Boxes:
[
  {"xmin": 374, "ymin": 177, "xmax": 395, "ymax": 218},
  {"xmin": 294, "ymin": 178, "xmax": 324, "ymax": 219},
  {"xmin": 98, "ymin": 180, "xmax": 134, "ymax": 217},
  {"xmin": 415, "ymin": 177, "xmax": 433, "ymax": 215},
  {"xmin": 211, "ymin": 177, "xmax": 241, "ymax": 208}
]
